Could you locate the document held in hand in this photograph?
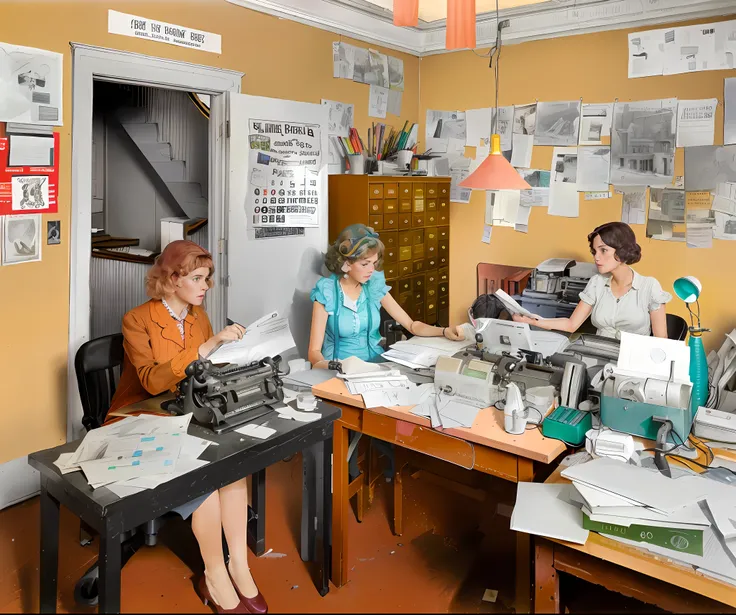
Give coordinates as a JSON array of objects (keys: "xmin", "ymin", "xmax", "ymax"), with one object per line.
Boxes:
[
  {"xmin": 494, "ymin": 289, "xmax": 546, "ymax": 320},
  {"xmin": 207, "ymin": 311, "xmax": 296, "ymax": 366}
]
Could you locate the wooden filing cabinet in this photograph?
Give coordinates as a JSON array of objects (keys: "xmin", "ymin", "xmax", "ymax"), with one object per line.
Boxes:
[{"xmin": 328, "ymin": 175, "xmax": 452, "ymax": 326}]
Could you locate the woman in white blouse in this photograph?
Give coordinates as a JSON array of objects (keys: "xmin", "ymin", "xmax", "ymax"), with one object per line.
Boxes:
[{"xmin": 513, "ymin": 221, "xmax": 671, "ymax": 339}]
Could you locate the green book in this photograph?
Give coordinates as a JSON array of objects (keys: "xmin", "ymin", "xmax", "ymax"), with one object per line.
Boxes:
[{"xmin": 582, "ymin": 513, "xmax": 704, "ymax": 556}]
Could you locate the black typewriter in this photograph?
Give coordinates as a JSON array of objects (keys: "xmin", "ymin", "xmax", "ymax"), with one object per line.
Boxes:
[{"xmin": 162, "ymin": 356, "xmax": 285, "ymax": 434}]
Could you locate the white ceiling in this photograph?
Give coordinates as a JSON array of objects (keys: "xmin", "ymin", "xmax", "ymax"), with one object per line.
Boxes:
[{"xmin": 227, "ymin": 0, "xmax": 735, "ymax": 55}]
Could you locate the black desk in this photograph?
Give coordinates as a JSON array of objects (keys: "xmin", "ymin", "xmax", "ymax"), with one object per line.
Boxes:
[{"xmin": 29, "ymin": 398, "xmax": 340, "ymax": 614}]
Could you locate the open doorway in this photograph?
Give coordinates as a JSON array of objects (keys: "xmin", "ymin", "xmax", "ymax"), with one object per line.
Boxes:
[
  {"xmin": 89, "ymin": 82, "xmax": 210, "ymax": 339},
  {"xmin": 69, "ymin": 44, "xmax": 243, "ymax": 439}
]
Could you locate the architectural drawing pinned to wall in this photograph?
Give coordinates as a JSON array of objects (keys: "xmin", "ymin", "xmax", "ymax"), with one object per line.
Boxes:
[
  {"xmin": 491, "ymin": 106, "xmax": 515, "ymax": 152},
  {"xmin": 332, "ymin": 41, "xmax": 356, "ymax": 79},
  {"xmin": 684, "ymin": 144, "xmax": 736, "ymax": 191},
  {"xmin": 534, "ymin": 101, "xmax": 581, "ymax": 146},
  {"xmin": 465, "ymin": 107, "xmax": 492, "ymax": 146},
  {"xmin": 712, "ymin": 182, "xmax": 736, "ymax": 241},
  {"xmin": 576, "ymin": 146, "xmax": 611, "ymax": 192},
  {"xmin": 513, "ymin": 103, "xmax": 537, "ymax": 135},
  {"xmin": 426, "ymin": 109, "xmax": 466, "ymax": 154},
  {"xmin": 2, "ymin": 213, "xmax": 41, "ymax": 265},
  {"xmin": 616, "ymin": 186, "xmax": 647, "ymax": 225},
  {"xmin": 579, "ymin": 103, "xmax": 614, "ymax": 145},
  {"xmin": 627, "ymin": 29, "xmax": 665, "ymax": 78},
  {"xmin": 646, "ymin": 188, "xmax": 685, "ymax": 242},
  {"xmin": 549, "ymin": 146, "xmax": 580, "ymax": 217},
  {"xmin": 686, "ymin": 209, "xmax": 716, "ymax": 249},
  {"xmin": 321, "ymin": 99, "xmax": 354, "ymax": 138},
  {"xmin": 387, "ymin": 56, "xmax": 404, "ymax": 91},
  {"xmin": 333, "ymin": 41, "xmax": 404, "ymax": 96},
  {"xmin": 518, "ymin": 169, "xmax": 550, "ymax": 208},
  {"xmin": 610, "ymin": 99, "xmax": 676, "ymax": 188}
]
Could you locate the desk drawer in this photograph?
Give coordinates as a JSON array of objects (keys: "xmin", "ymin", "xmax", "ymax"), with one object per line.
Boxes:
[
  {"xmin": 384, "ymin": 183, "xmax": 398, "ymax": 198},
  {"xmin": 399, "ymin": 230, "xmax": 412, "ymax": 249},
  {"xmin": 426, "ymin": 211, "xmax": 438, "ymax": 226},
  {"xmin": 384, "ymin": 264, "xmax": 399, "ymax": 280},
  {"xmin": 399, "ymin": 183, "xmax": 412, "ymax": 198},
  {"xmin": 382, "ymin": 230, "xmax": 398, "ymax": 249},
  {"xmin": 426, "ymin": 272, "xmax": 438, "ymax": 286},
  {"xmin": 399, "ymin": 214, "xmax": 412, "ymax": 229},
  {"xmin": 426, "ymin": 183, "xmax": 438, "ymax": 198},
  {"xmin": 369, "ymin": 215, "xmax": 383, "ymax": 230},
  {"xmin": 439, "ymin": 183, "xmax": 449, "ymax": 197},
  {"xmin": 413, "ymin": 229, "xmax": 425, "ymax": 245},
  {"xmin": 369, "ymin": 183, "xmax": 384, "ymax": 199},
  {"xmin": 413, "ymin": 183, "xmax": 425, "ymax": 198},
  {"xmin": 426, "ymin": 256, "xmax": 438, "ymax": 270},
  {"xmin": 399, "ymin": 246, "xmax": 413, "ymax": 262},
  {"xmin": 426, "ymin": 300, "xmax": 437, "ymax": 322},
  {"xmin": 438, "ymin": 253, "xmax": 449, "ymax": 267},
  {"xmin": 399, "ymin": 261, "xmax": 413, "ymax": 277},
  {"xmin": 369, "ymin": 199, "xmax": 383, "ymax": 214},
  {"xmin": 384, "ymin": 246, "xmax": 398, "ymax": 263},
  {"xmin": 413, "ymin": 274, "xmax": 425, "ymax": 291},
  {"xmin": 427, "ymin": 199, "xmax": 437, "ymax": 211},
  {"xmin": 438, "ymin": 210, "xmax": 449, "ymax": 225},
  {"xmin": 412, "ymin": 213, "xmax": 425, "ymax": 228},
  {"xmin": 384, "ymin": 214, "xmax": 398, "ymax": 230},
  {"xmin": 399, "ymin": 199, "xmax": 412, "ymax": 213},
  {"xmin": 398, "ymin": 278, "xmax": 412, "ymax": 294},
  {"xmin": 426, "ymin": 285, "xmax": 438, "ymax": 303},
  {"xmin": 383, "ymin": 199, "xmax": 398, "ymax": 214}
]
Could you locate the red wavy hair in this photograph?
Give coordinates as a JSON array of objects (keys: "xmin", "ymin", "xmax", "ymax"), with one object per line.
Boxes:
[{"xmin": 146, "ymin": 240, "xmax": 214, "ymax": 300}]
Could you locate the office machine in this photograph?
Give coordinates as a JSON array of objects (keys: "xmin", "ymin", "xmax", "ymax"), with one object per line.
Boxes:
[
  {"xmin": 434, "ymin": 353, "xmax": 502, "ymax": 408},
  {"xmin": 472, "ymin": 318, "xmax": 568, "ymax": 358},
  {"xmin": 518, "ymin": 258, "xmax": 596, "ymax": 319},
  {"xmin": 542, "ymin": 406, "xmax": 592, "ymax": 446},
  {"xmin": 524, "ymin": 258, "xmax": 576, "ymax": 298},
  {"xmin": 694, "ymin": 407, "xmax": 736, "ymax": 443},
  {"xmin": 163, "ymin": 357, "xmax": 285, "ymax": 434}
]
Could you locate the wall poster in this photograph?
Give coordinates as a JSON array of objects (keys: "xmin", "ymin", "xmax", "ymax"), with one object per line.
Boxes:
[
  {"xmin": 0, "ymin": 132, "xmax": 59, "ymax": 215},
  {"xmin": 245, "ymin": 119, "xmax": 322, "ymax": 228}
]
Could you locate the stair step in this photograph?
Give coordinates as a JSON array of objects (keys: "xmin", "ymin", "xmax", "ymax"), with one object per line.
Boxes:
[
  {"xmin": 151, "ymin": 160, "xmax": 186, "ymax": 182},
  {"xmin": 116, "ymin": 107, "xmax": 147, "ymax": 123},
  {"xmin": 139, "ymin": 142, "xmax": 172, "ymax": 162},
  {"xmin": 166, "ymin": 181, "xmax": 204, "ymax": 202},
  {"xmin": 122, "ymin": 122, "xmax": 159, "ymax": 143},
  {"xmin": 178, "ymin": 199, "xmax": 208, "ymax": 219}
]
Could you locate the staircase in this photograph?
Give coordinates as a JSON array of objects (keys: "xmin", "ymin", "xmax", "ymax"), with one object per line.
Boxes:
[{"xmin": 116, "ymin": 107, "xmax": 207, "ymax": 220}]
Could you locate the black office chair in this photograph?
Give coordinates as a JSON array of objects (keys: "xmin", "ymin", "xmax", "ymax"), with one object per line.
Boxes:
[
  {"xmin": 73, "ymin": 334, "xmax": 172, "ymax": 606},
  {"xmin": 666, "ymin": 313, "xmax": 688, "ymax": 341}
]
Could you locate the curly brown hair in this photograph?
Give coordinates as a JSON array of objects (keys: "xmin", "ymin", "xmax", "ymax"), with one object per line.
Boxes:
[{"xmin": 588, "ymin": 222, "xmax": 641, "ymax": 265}]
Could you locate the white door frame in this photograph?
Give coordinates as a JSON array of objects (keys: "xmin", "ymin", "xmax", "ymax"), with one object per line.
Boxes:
[{"xmin": 69, "ymin": 44, "xmax": 243, "ymax": 440}]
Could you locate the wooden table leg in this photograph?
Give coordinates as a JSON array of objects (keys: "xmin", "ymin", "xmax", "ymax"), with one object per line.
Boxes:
[
  {"xmin": 534, "ymin": 539, "xmax": 560, "ymax": 614},
  {"xmin": 248, "ymin": 468, "xmax": 266, "ymax": 557},
  {"xmin": 98, "ymin": 515, "xmax": 123, "ymax": 614},
  {"xmin": 515, "ymin": 457, "xmax": 535, "ymax": 614},
  {"xmin": 319, "ymin": 435, "xmax": 333, "ymax": 596},
  {"xmin": 331, "ymin": 421, "xmax": 349, "ymax": 587},
  {"xmin": 39, "ymin": 480, "xmax": 60, "ymax": 614},
  {"xmin": 393, "ymin": 448, "xmax": 408, "ymax": 536}
]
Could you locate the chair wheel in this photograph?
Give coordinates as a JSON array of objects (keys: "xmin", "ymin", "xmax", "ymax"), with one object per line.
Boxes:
[{"xmin": 74, "ymin": 570, "xmax": 99, "ymax": 606}]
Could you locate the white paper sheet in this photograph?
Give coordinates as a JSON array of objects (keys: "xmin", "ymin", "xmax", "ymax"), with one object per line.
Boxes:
[
  {"xmin": 628, "ymin": 29, "xmax": 666, "ymax": 78},
  {"xmin": 616, "ymin": 186, "xmax": 647, "ymax": 225},
  {"xmin": 0, "ymin": 42, "xmax": 63, "ymax": 125},
  {"xmin": 121, "ymin": 458, "xmax": 209, "ymax": 490},
  {"xmin": 676, "ymin": 99, "xmax": 717, "ymax": 147},
  {"xmin": 450, "ymin": 156, "xmax": 472, "ymax": 203},
  {"xmin": 726, "ymin": 78, "xmax": 736, "ymax": 146},
  {"xmin": 510, "ymin": 133, "xmax": 533, "ymax": 168},
  {"xmin": 332, "ymin": 42, "xmax": 355, "ymax": 79},
  {"xmin": 617, "ymin": 331, "xmax": 691, "ymax": 382},
  {"xmin": 387, "ymin": 89, "xmax": 402, "ymax": 116},
  {"xmin": 8, "ymin": 134, "xmax": 54, "ymax": 166},
  {"xmin": 576, "ymin": 146, "xmax": 611, "ymax": 192},
  {"xmin": 368, "ymin": 85, "xmax": 388, "ymax": 119},
  {"xmin": 664, "ymin": 24, "xmax": 718, "ymax": 76},
  {"xmin": 511, "ymin": 483, "xmax": 589, "ymax": 545},
  {"xmin": 487, "ymin": 190, "xmax": 521, "ymax": 227},
  {"xmin": 686, "ymin": 209, "xmax": 715, "ymax": 248},
  {"xmin": 235, "ymin": 423, "xmax": 277, "ymax": 440},
  {"xmin": 438, "ymin": 399, "xmax": 481, "ymax": 428},
  {"xmin": 321, "ymin": 99, "xmax": 353, "ymax": 138},
  {"xmin": 465, "ymin": 108, "xmax": 492, "ymax": 146},
  {"xmin": 277, "ymin": 407, "xmax": 322, "ymax": 423},
  {"xmin": 481, "ymin": 225, "xmax": 492, "ymax": 244},
  {"xmin": 206, "ymin": 311, "xmax": 296, "ymax": 366},
  {"xmin": 684, "ymin": 145, "xmax": 736, "ymax": 191},
  {"xmin": 579, "ymin": 103, "xmax": 614, "ymax": 145},
  {"xmin": 361, "ymin": 383, "xmax": 434, "ymax": 409},
  {"xmin": 549, "ymin": 147, "xmax": 580, "ymax": 217}
]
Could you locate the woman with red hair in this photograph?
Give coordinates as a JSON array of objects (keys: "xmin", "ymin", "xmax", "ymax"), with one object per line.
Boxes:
[{"xmin": 107, "ymin": 240, "xmax": 266, "ymax": 614}]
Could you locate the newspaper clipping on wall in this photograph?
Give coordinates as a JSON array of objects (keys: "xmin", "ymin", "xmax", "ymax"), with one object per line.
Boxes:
[{"xmin": 245, "ymin": 119, "xmax": 322, "ymax": 228}]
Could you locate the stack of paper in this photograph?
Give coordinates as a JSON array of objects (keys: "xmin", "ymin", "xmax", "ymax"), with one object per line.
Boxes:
[
  {"xmin": 383, "ymin": 335, "xmax": 473, "ymax": 369},
  {"xmin": 337, "ymin": 365, "xmax": 433, "ymax": 408},
  {"xmin": 54, "ymin": 414, "xmax": 213, "ymax": 497}
]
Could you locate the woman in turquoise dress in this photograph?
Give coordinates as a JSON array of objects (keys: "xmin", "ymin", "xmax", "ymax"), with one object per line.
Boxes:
[{"xmin": 308, "ymin": 224, "xmax": 465, "ymax": 368}]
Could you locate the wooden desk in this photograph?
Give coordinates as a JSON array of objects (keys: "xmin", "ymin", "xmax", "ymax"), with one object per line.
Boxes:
[
  {"xmin": 534, "ymin": 466, "xmax": 736, "ymax": 614},
  {"xmin": 30, "ymin": 395, "xmax": 339, "ymax": 613},
  {"xmin": 313, "ymin": 377, "xmax": 567, "ymax": 613}
]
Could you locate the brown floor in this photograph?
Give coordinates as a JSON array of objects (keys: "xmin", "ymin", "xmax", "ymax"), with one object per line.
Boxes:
[{"xmin": 0, "ymin": 453, "xmax": 664, "ymax": 613}]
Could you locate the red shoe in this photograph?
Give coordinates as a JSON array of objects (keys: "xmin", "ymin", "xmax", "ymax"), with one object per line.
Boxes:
[
  {"xmin": 228, "ymin": 571, "xmax": 268, "ymax": 615},
  {"xmin": 196, "ymin": 575, "xmax": 250, "ymax": 614}
]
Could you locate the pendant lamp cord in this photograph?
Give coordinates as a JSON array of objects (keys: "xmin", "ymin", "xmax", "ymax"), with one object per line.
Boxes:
[{"xmin": 473, "ymin": 0, "xmax": 502, "ymax": 134}]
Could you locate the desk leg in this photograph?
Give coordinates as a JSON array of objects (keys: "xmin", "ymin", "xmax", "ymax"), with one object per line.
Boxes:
[
  {"xmin": 98, "ymin": 515, "xmax": 122, "ymax": 614},
  {"xmin": 301, "ymin": 444, "xmax": 320, "ymax": 563},
  {"xmin": 515, "ymin": 458, "xmax": 535, "ymax": 614},
  {"xmin": 331, "ymin": 421, "xmax": 349, "ymax": 588},
  {"xmin": 534, "ymin": 539, "xmax": 560, "ymax": 614},
  {"xmin": 39, "ymin": 479, "xmax": 60, "ymax": 614},
  {"xmin": 248, "ymin": 468, "xmax": 266, "ymax": 557},
  {"xmin": 319, "ymin": 436, "xmax": 333, "ymax": 596}
]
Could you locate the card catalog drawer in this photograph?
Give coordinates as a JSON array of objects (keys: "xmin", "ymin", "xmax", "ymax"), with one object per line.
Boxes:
[
  {"xmin": 369, "ymin": 199, "xmax": 383, "ymax": 214},
  {"xmin": 384, "ymin": 246, "xmax": 398, "ymax": 263},
  {"xmin": 426, "ymin": 183, "xmax": 438, "ymax": 197},
  {"xmin": 383, "ymin": 199, "xmax": 398, "ymax": 213},
  {"xmin": 384, "ymin": 183, "xmax": 398, "ymax": 198},
  {"xmin": 382, "ymin": 230, "xmax": 397, "ymax": 248},
  {"xmin": 384, "ymin": 214, "xmax": 398, "ymax": 229},
  {"xmin": 369, "ymin": 183, "xmax": 384, "ymax": 199},
  {"xmin": 413, "ymin": 183, "xmax": 425, "ymax": 198},
  {"xmin": 399, "ymin": 183, "xmax": 412, "ymax": 198},
  {"xmin": 399, "ymin": 230, "xmax": 412, "ymax": 246},
  {"xmin": 384, "ymin": 264, "xmax": 399, "ymax": 279},
  {"xmin": 368, "ymin": 215, "xmax": 383, "ymax": 230},
  {"xmin": 399, "ymin": 214, "xmax": 412, "ymax": 229},
  {"xmin": 399, "ymin": 246, "xmax": 413, "ymax": 261},
  {"xmin": 399, "ymin": 261, "xmax": 413, "ymax": 276},
  {"xmin": 412, "ymin": 213, "xmax": 425, "ymax": 227}
]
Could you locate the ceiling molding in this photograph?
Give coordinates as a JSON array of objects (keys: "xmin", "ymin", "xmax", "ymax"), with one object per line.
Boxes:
[{"xmin": 227, "ymin": 0, "xmax": 736, "ymax": 56}]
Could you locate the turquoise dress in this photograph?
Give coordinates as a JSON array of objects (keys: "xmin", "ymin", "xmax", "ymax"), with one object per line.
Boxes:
[{"xmin": 310, "ymin": 271, "xmax": 391, "ymax": 361}]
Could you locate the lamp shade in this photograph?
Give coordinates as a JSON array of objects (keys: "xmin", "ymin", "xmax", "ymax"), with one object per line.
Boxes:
[
  {"xmin": 446, "ymin": 0, "xmax": 477, "ymax": 50},
  {"xmin": 459, "ymin": 134, "xmax": 532, "ymax": 191},
  {"xmin": 393, "ymin": 0, "xmax": 419, "ymax": 26},
  {"xmin": 673, "ymin": 276, "xmax": 702, "ymax": 304}
]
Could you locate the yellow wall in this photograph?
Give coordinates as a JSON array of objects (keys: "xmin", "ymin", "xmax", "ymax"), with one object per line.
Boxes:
[
  {"xmin": 0, "ymin": 1, "xmax": 420, "ymax": 464},
  {"xmin": 419, "ymin": 16, "xmax": 736, "ymax": 349}
]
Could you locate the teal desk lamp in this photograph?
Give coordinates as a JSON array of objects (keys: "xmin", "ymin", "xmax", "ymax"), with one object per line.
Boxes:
[{"xmin": 673, "ymin": 276, "xmax": 710, "ymax": 418}]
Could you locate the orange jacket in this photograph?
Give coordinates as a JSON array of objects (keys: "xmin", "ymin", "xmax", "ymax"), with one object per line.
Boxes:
[{"xmin": 107, "ymin": 299, "xmax": 214, "ymax": 418}]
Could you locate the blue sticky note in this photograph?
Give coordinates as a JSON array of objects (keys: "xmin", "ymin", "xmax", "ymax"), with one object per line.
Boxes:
[
  {"xmin": 132, "ymin": 460, "xmax": 140, "ymax": 466},
  {"xmin": 141, "ymin": 436, "xmax": 155, "ymax": 442},
  {"xmin": 164, "ymin": 459, "xmax": 173, "ymax": 467},
  {"xmin": 156, "ymin": 446, "xmax": 163, "ymax": 452},
  {"xmin": 133, "ymin": 450, "xmax": 143, "ymax": 457}
]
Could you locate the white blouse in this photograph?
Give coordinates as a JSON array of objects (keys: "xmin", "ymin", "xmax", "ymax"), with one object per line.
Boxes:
[{"xmin": 579, "ymin": 271, "xmax": 672, "ymax": 339}]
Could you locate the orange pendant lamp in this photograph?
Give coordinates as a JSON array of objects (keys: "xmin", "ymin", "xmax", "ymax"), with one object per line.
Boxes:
[
  {"xmin": 393, "ymin": 0, "xmax": 419, "ymax": 26},
  {"xmin": 460, "ymin": 134, "xmax": 531, "ymax": 190},
  {"xmin": 446, "ymin": 0, "xmax": 476, "ymax": 50}
]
